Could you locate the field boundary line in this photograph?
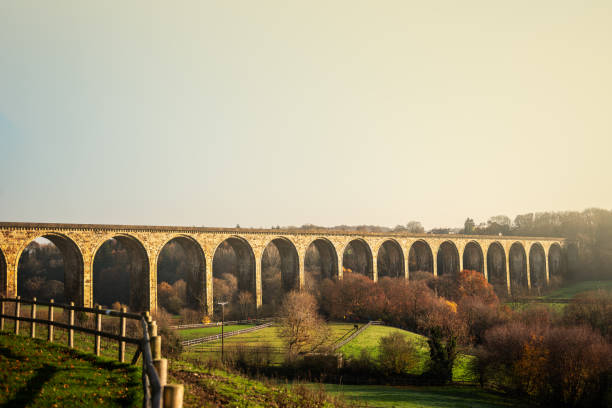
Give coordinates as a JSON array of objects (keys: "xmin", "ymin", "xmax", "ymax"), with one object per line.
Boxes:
[
  {"xmin": 182, "ymin": 322, "xmax": 273, "ymax": 347},
  {"xmin": 333, "ymin": 321, "xmax": 382, "ymax": 351}
]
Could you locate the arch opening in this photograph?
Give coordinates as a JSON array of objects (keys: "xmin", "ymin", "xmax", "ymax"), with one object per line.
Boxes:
[
  {"xmin": 509, "ymin": 242, "xmax": 528, "ymax": 295},
  {"xmin": 436, "ymin": 241, "xmax": 459, "ymax": 277},
  {"xmin": 463, "ymin": 242, "xmax": 484, "ymax": 273},
  {"xmin": 377, "ymin": 240, "xmax": 405, "ymax": 279},
  {"xmin": 212, "ymin": 237, "xmax": 256, "ymax": 319},
  {"xmin": 17, "ymin": 234, "xmax": 84, "ymax": 305},
  {"xmin": 529, "ymin": 243, "xmax": 547, "ymax": 292},
  {"xmin": 487, "ymin": 242, "xmax": 507, "ymax": 294},
  {"xmin": 157, "ymin": 236, "xmax": 207, "ymax": 315},
  {"xmin": 342, "ymin": 239, "xmax": 373, "ymax": 279},
  {"xmin": 408, "ymin": 240, "xmax": 433, "ymax": 279},
  {"xmin": 0, "ymin": 248, "xmax": 6, "ymax": 297},
  {"xmin": 93, "ymin": 236, "xmax": 150, "ymax": 311},
  {"xmin": 262, "ymin": 238, "xmax": 299, "ymax": 313},
  {"xmin": 304, "ymin": 238, "xmax": 338, "ymax": 294},
  {"xmin": 548, "ymin": 244, "xmax": 564, "ymax": 281}
]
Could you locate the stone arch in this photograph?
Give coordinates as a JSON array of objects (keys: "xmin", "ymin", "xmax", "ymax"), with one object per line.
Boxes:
[
  {"xmin": 261, "ymin": 237, "xmax": 299, "ymax": 308},
  {"xmin": 486, "ymin": 242, "xmax": 507, "ymax": 290},
  {"xmin": 408, "ymin": 240, "xmax": 433, "ymax": 277},
  {"xmin": 463, "ymin": 241, "xmax": 484, "ymax": 273},
  {"xmin": 304, "ymin": 238, "xmax": 339, "ymax": 291},
  {"xmin": 212, "ymin": 236, "xmax": 256, "ymax": 303},
  {"xmin": 92, "ymin": 234, "xmax": 150, "ymax": 312},
  {"xmin": 548, "ymin": 243, "xmax": 563, "ymax": 279},
  {"xmin": 156, "ymin": 235, "xmax": 207, "ymax": 313},
  {"xmin": 529, "ymin": 243, "xmax": 547, "ymax": 291},
  {"xmin": 0, "ymin": 247, "xmax": 6, "ymax": 297},
  {"xmin": 377, "ymin": 239, "xmax": 405, "ymax": 279},
  {"xmin": 436, "ymin": 241, "xmax": 460, "ymax": 276},
  {"xmin": 509, "ymin": 242, "xmax": 528, "ymax": 294},
  {"xmin": 342, "ymin": 239, "xmax": 373, "ymax": 279},
  {"xmin": 16, "ymin": 233, "xmax": 84, "ymax": 305}
]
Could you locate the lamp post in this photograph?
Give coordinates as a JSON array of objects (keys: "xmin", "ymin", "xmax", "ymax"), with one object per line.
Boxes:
[{"xmin": 217, "ymin": 301, "xmax": 228, "ymax": 362}]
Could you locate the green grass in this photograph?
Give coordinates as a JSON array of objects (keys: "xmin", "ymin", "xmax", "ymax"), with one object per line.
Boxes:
[
  {"xmin": 183, "ymin": 323, "xmax": 358, "ymax": 363},
  {"xmin": 0, "ymin": 332, "xmax": 141, "ymax": 407},
  {"xmin": 339, "ymin": 325, "xmax": 476, "ymax": 381},
  {"xmin": 544, "ymin": 280, "xmax": 612, "ymax": 299},
  {"xmin": 319, "ymin": 384, "xmax": 533, "ymax": 408},
  {"xmin": 169, "ymin": 358, "xmax": 346, "ymax": 407},
  {"xmin": 178, "ymin": 324, "xmax": 255, "ymax": 340}
]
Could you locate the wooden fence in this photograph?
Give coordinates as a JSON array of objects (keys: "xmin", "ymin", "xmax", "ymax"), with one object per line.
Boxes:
[
  {"xmin": 332, "ymin": 320, "xmax": 382, "ymax": 351},
  {"xmin": 181, "ymin": 322, "xmax": 274, "ymax": 347},
  {"xmin": 0, "ymin": 296, "xmax": 183, "ymax": 408},
  {"xmin": 171, "ymin": 317, "xmax": 273, "ymax": 330}
]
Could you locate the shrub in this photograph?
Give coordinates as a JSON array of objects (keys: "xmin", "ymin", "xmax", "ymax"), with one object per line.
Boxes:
[
  {"xmin": 425, "ymin": 327, "xmax": 457, "ymax": 384},
  {"xmin": 476, "ymin": 322, "xmax": 612, "ymax": 407},
  {"xmin": 377, "ymin": 332, "xmax": 418, "ymax": 375},
  {"xmin": 564, "ymin": 290, "xmax": 612, "ymax": 341}
]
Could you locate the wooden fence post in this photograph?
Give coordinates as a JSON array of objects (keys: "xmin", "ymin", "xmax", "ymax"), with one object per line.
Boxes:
[
  {"xmin": 0, "ymin": 299, "xmax": 4, "ymax": 331},
  {"xmin": 30, "ymin": 297, "xmax": 36, "ymax": 338},
  {"xmin": 68, "ymin": 302, "xmax": 74, "ymax": 348},
  {"xmin": 151, "ymin": 335, "xmax": 162, "ymax": 361},
  {"xmin": 95, "ymin": 305, "xmax": 101, "ymax": 356},
  {"xmin": 14, "ymin": 296, "xmax": 20, "ymax": 335},
  {"xmin": 163, "ymin": 384, "xmax": 184, "ymax": 408},
  {"xmin": 119, "ymin": 307, "xmax": 126, "ymax": 363},
  {"xmin": 48, "ymin": 299, "xmax": 54, "ymax": 342},
  {"xmin": 153, "ymin": 358, "xmax": 168, "ymax": 386}
]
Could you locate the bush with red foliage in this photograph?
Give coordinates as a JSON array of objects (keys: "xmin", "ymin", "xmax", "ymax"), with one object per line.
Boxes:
[{"xmin": 475, "ymin": 322, "xmax": 612, "ymax": 407}]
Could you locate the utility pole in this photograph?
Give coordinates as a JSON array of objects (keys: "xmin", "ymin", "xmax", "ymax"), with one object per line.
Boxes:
[{"xmin": 218, "ymin": 301, "xmax": 228, "ymax": 362}]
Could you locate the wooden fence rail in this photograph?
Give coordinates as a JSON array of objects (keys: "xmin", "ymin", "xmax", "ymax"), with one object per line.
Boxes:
[
  {"xmin": 0, "ymin": 296, "xmax": 183, "ymax": 408},
  {"xmin": 181, "ymin": 322, "xmax": 274, "ymax": 347}
]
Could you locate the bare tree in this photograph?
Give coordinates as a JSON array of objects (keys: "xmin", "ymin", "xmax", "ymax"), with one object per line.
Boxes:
[
  {"xmin": 237, "ymin": 291, "xmax": 253, "ymax": 320},
  {"xmin": 277, "ymin": 291, "xmax": 330, "ymax": 358}
]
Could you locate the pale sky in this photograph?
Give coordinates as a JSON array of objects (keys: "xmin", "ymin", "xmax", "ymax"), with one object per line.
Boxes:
[{"xmin": 1, "ymin": 1, "xmax": 611, "ymax": 230}]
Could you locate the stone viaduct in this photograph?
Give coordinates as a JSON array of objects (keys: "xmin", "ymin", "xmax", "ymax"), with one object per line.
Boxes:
[{"xmin": 0, "ymin": 222, "xmax": 565, "ymax": 314}]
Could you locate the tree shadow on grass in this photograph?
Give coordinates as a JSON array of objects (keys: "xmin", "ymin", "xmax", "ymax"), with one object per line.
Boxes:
[{"xmin": 2, "ymin": 363, "xmax": 58, "ymax": 408}]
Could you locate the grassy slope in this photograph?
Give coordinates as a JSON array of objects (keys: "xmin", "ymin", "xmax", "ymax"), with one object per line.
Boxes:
[
  {"xmin": 178, "ymin": 324, "xmax": 255, "ymax": 340},
  {"xmin": 184, "ymin": 323, "xmax": 357, "ymax": 358},
  {"xmin": 320, "ymin": 384, "xmax": 533, "ymax": 408},
  {"xmin": 544, "ymin": 280, "xmax": 612, "ymax": 299},
  {"xmin": 0, "ymin": 332, "xmax": 141, "ymax": 407},
  {"xmin": 340, "ymin": 325, "xmax": 475, "ymax": 381},
  {"xmin": 169, "ymin": 359, "xmax": 346, "ymax": 408}
]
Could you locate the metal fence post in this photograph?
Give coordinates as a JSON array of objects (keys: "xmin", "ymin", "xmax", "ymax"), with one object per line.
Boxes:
[
  {"xmin": 119, "ymin": 307, "xmax": 126, "ymax": 362},
  {"xmin": 95, "ymin": 305, "xmax": 102, "ymax": 356},
  {"xmin": 48, "ymin": 299, "xmax": 54, "ymax": 342},
  {"xmin": 14, "ymin": 296, "xmax": 20, "ymax": 335},
  {"xmin": 30, "ymin": 297, "xmax": 36, "ymax": 338},
  {"xmin": 68, "ymin": 302, "xmax": 74, "ymax": 348}
]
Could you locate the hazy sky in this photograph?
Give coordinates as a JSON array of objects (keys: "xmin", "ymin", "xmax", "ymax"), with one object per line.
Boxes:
[{"xmin": 1, "ymin": 1, "xmax": 611, "ymax": 230}]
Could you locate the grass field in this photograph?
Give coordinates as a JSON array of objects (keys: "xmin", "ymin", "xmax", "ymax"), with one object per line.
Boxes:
[
  {"xmin": 544, "ymin": 280, "xmax": 612, "ymax": 299},
  {"xmin": 178, "ymin": 324, "xmax": 255, "ymax": 340},
  {"xmin": 170, "ymin": 358, "xmax": 345, "ymax": 407},
  {"xmin": 0, "ymin": 332, "xmax": 141, "ymax": 407},
  {"xmin": 318, "ymin": 384, "xmax": 533, "ymax": 408},
  {"xmin": 183, "ymin": 322, "xmax": 358, "ymax": 362},
  {"xmin": 339, "ymin": 324, "xmax": 475, "ymax": 381}
]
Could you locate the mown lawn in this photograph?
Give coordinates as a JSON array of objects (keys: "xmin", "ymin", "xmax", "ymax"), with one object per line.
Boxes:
[
  {"xmin": 178, "ymin": 324, "xmax": 255, "ymax": 340},
  {"xmin": 0, "ymin": 332, "xmax": 141, "ymax": 407},
  {"xmin": 339, "ymin": 325, "xmax": 476, "ymax": 381},
  {"xmin": 319, "ymin": 384, "xmax": 533, "ymax": 408},
  {"xmin": 183, "ymin": 322, "xmax": 357, "ymax": 362}
]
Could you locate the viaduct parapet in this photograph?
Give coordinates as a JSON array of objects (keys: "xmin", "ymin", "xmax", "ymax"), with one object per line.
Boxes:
[{"xmin": 0, "ymin": 222, "xmax": 565, "ymax": 314}]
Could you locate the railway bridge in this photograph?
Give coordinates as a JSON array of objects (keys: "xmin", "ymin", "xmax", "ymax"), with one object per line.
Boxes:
[{"xmin": 0, "ymin": 222, "xmax": 565, "ymax": 313}]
